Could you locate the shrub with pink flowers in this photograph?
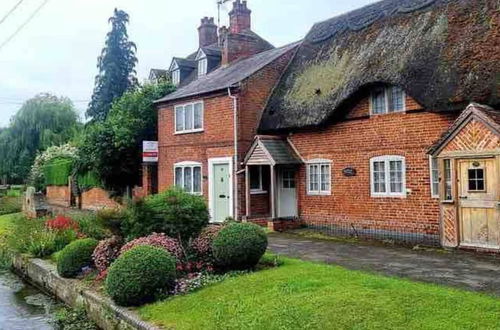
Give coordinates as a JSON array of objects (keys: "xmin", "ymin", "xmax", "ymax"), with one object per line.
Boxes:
[
  {"xmin": 120, "ymin": 233, "xmax": 183, "ymax": 261},
  {"xmin": 92, "ymin": 236, "xmax": 123, "ymax": 277},
  {"xmin": 190, "ymin": 225, "xmax": 224, "ymax": 261}
]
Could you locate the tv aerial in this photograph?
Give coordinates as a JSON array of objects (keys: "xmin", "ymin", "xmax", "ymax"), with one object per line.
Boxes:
[{"xmin": 216, "ymin": 0, "xmax": 231, "ymax": 27}]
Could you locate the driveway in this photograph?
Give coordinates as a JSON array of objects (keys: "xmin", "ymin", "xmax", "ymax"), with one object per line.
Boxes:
[{"xmin": 268, "ymin": 233, "xmax": 500, "ymax": 296}]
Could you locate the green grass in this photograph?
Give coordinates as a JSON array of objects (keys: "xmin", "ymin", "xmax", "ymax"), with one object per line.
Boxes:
[
  {"xmin": 139, "ymin": 258, "xmax": 500, "ymax": 330},
  {"xmin": 0, "ymin": 212, "xmax": 22, "ymax": 235}
]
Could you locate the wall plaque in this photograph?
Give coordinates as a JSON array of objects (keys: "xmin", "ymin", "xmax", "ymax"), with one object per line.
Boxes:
[{"xmin": 343, "ymin": 167, "xmax": 357, "ymax": 177}]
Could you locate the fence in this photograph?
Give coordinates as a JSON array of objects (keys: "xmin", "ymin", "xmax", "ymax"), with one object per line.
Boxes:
[{"xmin": 302, "ymin": 218, "xmax": 440, "ymax": 247}]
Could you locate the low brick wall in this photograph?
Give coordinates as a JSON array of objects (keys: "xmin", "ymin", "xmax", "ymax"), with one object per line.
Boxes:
[
  {"xmin": 12, "ymin": 254, "xmax": 159, "ymax": 330},
  {"xmin": 46, "ymin": 186, "xmax": 70, "ymax": 207},
  {"xmin": 81, "ymin": 188, "xmax": 121, "ymax": 211}
]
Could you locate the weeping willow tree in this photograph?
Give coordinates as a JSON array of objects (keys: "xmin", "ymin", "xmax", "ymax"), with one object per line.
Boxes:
[{"xmin": 0, "ymin": 94, "xmax": 81, "ymax": 184}]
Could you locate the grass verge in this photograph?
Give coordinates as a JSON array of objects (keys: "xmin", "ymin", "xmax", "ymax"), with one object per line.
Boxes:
[{"xmin": 139, "ymin": 257, "xmax": 500, "ymax": 330}]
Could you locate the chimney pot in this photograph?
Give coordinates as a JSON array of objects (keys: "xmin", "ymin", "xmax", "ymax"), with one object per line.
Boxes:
[
  {"xmin": 198, "ymin": 16, "xmax": 218, "ymax": 48},
  {"xmin": 229, "ymin": 0, "xmax": 252, "ymax": 34}
]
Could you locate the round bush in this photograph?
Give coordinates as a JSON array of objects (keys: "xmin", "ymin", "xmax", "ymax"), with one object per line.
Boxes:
[
  {"xmin": 213, "ymin": 223, "xmax": 268, "ymax": 270},
  {"xmin": 57, "ymin": 238, "xmax": 99, "ymax": 278},
  {"xmin": 105, "ymin": 245, "xmax": 176, "ymax": 306}
]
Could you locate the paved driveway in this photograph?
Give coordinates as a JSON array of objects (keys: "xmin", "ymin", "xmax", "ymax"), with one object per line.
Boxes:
[{"xmin": 268, "ymin": 233, "xmax": 500, "ymax": 296}]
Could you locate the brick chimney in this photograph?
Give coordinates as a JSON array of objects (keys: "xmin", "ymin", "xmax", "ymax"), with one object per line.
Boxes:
[
  {"xmin": 198, "ymin": 17, "xmax": 218, "ymax": 48},
  {"xmin": 229, "ymin": 0, "xmax": 251, "ymax": 34}
]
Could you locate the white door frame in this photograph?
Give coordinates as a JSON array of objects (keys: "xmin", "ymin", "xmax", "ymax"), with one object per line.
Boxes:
[{"xmin": 208, "ymin": 157, "xmax": 233, "ymax": 222}]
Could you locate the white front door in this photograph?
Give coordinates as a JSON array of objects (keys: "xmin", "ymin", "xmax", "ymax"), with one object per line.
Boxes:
[{"xmin": 278, "ymin": 168, "xmax": 297, "ymax": 218}]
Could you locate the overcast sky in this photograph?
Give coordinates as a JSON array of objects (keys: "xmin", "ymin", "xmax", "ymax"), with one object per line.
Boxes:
[{"xmin": 0, "ymin": 0, "xmax": 375, "ymax": 127}]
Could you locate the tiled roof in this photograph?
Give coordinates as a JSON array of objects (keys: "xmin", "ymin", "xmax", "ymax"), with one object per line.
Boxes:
[{"xmin": 156, "ymin": 42, "xmax": 300, "ymax": 103}]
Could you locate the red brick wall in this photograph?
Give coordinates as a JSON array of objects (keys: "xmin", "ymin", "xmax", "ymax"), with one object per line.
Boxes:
[
  {"xmin": 156, "ymin": 50, "xmax": 294, "ymax": 219},
  {"xmin": 81, "ymin": 188, "xmax": 121, "ymax": 211},
  {"xmin": 46, "ymin": 186, "xmax": 70, "ymax": 207},
  {"xmin": 290, "ymin": 95, "xmax": 458, "ymax": 236}
]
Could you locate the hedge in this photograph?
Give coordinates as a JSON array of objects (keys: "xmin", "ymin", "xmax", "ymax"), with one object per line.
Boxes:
[{"xmin": 44, "ymin": 157, "xmax": 73, "ymax": 186}]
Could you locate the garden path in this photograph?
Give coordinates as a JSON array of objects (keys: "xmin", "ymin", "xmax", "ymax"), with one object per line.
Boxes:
[{"xmin": 268, "ymin": 233, "xmax": 500, "ymax": 296}]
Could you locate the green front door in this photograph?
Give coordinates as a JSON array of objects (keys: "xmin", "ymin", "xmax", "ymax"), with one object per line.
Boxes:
[{"xmin": 213, "ymin": 163, "xmax": 231, "ymax": 222}]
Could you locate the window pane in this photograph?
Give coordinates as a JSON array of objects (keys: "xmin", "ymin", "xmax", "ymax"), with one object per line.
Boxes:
[
  {"xmin": 193, "ymin": 167, "xmax": 202, "ymax": 193},
  {"xmin": 388, "ymin": 86, "xmax": 404, "ymax": 112},
  {"xmin": 431, "ymin": 157, "xmax": 439, "ymax": 196},
  {"xmin": 184, "ymin": 167, "xmax": 192, "ymax": 192},
  {"xmin": 389, "ymin": 160, "xmax": 403, "ymax": 193},
  {"xmin": 372, "ymin": 88, "xmax": 386, "ymax": 114},
  {"xmin": 175, "ymin": 167, "xmax": 183, "ymax": 187},
  {"xmin": 320, "ymin": 164, "xmax": 330, "ymax": 192},
  {"xmin": 444, "ymin": 159, "xmax": 452, "ymax": 200},
  {"xmin": 309, "ymin": 165, "xmax": 319, "ymax": 192},
  {"xmin": 184, "ymin": 104, "xmax": 193, "ymax": 130},
  {"xmin": 175, "ymin": 107, "xmax": 184, "ymax": 131},
  {"xmin": 373, "ymin": 161, "xmax": 386, "ymax": 193},
  {"xmin": 250, "ymin": 166, "xmax": 261, "ymax": 190},
  {"xmin": 468, "ymin": 168, "xmax": 485, "ymax": 192},
  {"xmin": 194, "ymin": 103, "xmax": 203, "ymax": 129}
]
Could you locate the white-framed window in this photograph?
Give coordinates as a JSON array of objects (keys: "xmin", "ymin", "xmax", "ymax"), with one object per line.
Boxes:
[
  {"xmin": 198, "ymin": 57, "xmax": 208, "ymax": 77},
  {"xmin": 370, "ymin": 86, "xmax": 406, "ymax": 115},
  {"xmin": 175, "ymin": 101, "xmax": 203, "ymax": 134},
  {"xmin": 443, "ymin": 159, "xmax": 453, "ymax": 201},
  {"xmin": 430, "ymin": 156, "xmax": 439, "ymax": 198},
  {"xmin": 370, "ymin": 156, "xmax": 406, "ymax": 197},
  {"xmin": 307, "ymin": 159, "xmax": 331, "ymax": 195},
  {"xmin": 250, "ymin": 166, "xmax": 266, "ymax": 194},
  {"xmin": 174, "ymin": 162, "xmax": 202, "ymax": 195},
  {"xmin": 171, "ymin": 69, "xmax": 180, "ymax": 86}
]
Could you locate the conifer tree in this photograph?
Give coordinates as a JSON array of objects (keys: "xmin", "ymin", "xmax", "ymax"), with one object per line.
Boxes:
[{"xmin": 87, "ymin": 9, "xmax": 138, "ymax": 121}]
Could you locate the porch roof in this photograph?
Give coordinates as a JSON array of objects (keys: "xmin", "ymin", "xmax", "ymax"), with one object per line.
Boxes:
[
  {"xmin": 428, "ymin": 103, "xmax": 500, "ymax": 156},
  {"xmin": 244, "ymin": 136, "xmax": 303, "ymax": 166}
]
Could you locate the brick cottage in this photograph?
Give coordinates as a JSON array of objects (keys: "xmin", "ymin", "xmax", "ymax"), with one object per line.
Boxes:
[{"xmin": 151, "ymin": 0, "xmax": 500, "ymax": 249}]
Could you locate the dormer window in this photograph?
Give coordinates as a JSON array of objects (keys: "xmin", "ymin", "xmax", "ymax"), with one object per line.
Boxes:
[
  {"xmin": 198, "ymin": 57, "xmax": 208, "ymax": 77},
  {"xmin": 172, "ymin": 69, "xmax": 180, "ymax": 86},
  {"xmin": 370, "ymin": 86, "xmax": 405, "ymax": 115}
]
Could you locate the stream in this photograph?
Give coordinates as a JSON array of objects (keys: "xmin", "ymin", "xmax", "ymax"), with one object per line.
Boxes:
[{"xmin": 0, "ymin": 270, "xmax": 56, "ymax": 330}]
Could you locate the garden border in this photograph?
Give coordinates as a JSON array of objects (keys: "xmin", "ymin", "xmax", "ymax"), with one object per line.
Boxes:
[{"xmin": 11, "ymin": 254, "xmax": 161, "ymax": 330}]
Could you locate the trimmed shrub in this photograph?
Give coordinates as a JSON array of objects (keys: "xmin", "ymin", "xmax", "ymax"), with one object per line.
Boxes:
[
  {"xmin": 122, "ymin": 188, "xmax": 209, "ymax": 241},
  {"xmin": 105, "ymin": 245, "xmax": 176, "ymax": 306},
  {"xmin": 190, "ymin": 225, "xmax": 224, "ymax": 261},
  {"xmin": 120, "ymin": 233, "xmax": 183, "ymax": 260},
  {"xmin": 213, "ymin": 223, "xmax": 268, "ymax": 270},
  {"xmin": 57, "ymin": 238, "xmax": 99, "ymax": 278},
  {"xmin": 92, "ymin": 236, "xmax": 123, "ymax": 275},
  {"xmin": 43, "ymin": 157, "xmax": 73, "ymax": 186}
]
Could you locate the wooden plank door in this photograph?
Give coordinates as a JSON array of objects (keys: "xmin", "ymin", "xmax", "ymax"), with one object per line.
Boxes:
[{"xmin": 458, "ymin": 159, "xmax": 500, "ymax": 249}]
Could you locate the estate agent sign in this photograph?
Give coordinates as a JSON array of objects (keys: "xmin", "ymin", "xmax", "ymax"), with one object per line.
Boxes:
[{"xmin": 143, "ymin": 141, "xmax": 158, "ymax": 163}]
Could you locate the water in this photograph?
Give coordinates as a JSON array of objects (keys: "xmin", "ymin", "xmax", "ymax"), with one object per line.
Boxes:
[{"xmin": 0, "ymin": 271, "xmax": 55, "ymax": 330}]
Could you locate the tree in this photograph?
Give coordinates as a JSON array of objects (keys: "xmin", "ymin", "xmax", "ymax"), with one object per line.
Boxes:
[
  {"xmin": 87, "ymin": 9, "xmax": 138, "ymax": 122},
  {"xmin": 0, "ymin": 94, "xmax": 80, "ymax": 183},
  {"xmin": 78, "ymin": 80, "xmax": 175, "ymax": 192}
]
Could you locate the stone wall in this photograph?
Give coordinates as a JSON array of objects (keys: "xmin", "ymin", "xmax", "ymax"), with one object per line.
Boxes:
[{"xmin": 12, "ymin": 255, "xmax": 158, "ymax": 330}]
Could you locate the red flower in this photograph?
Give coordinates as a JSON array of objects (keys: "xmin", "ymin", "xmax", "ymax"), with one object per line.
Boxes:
[{"xmin": 45, "ymin": 215, "xmax": 79, "ymax": 231}]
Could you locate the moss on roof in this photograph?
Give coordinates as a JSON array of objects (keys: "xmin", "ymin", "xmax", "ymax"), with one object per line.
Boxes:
[{"xmin": 260, "ymin": 0, "xmax": 500, "ymax": 132}]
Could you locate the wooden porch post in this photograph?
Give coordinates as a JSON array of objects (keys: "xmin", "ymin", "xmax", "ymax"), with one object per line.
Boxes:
[
  {"xmin": 270, "ymin": 165, "xmax": 276, "ymax": 219},
  {"xmin": 245, "ymin": 165, "xmax": 250, "ymax": 218}
]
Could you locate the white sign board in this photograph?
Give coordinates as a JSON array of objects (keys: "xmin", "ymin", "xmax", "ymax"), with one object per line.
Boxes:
[{"xmin": 143, "ymin": 141, "xmax": 158, "ymax": 163}]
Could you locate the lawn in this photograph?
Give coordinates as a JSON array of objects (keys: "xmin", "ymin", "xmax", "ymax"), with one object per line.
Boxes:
[
  {"xmin": 139, "ymin": 258, "xmax": 500, "ymax": 330},
  {"xmin": 0, "ymin": 213, "xmax": 22, "ymax": 236}
]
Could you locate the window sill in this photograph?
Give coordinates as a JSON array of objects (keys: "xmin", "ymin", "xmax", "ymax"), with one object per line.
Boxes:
[
  {"xmin": 441, "ymin": 200, "xmax": 455, "ymax": 204},
  {"xmin": 307, "ymin": 192, "xmax": 331, "ymax": 196},
  {"xmin": 250, "ymin": 190, "xmax": 268, "ymax": 195},
  {"xmin": 175, "ymin": 129, "xmax": 204, "ymax": 135},
  {"xmin": 371, "ymin": 194, "xmax": 406, "ymax": 198}
]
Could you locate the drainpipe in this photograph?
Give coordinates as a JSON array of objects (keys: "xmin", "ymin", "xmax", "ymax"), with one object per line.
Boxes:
[{"xmin": 228, "ymin": 86, "xmax": 239, "ymax": 220}]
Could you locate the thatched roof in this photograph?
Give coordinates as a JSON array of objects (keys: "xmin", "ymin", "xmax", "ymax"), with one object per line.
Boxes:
[{"xmin": 260, "ymin": 0, "xmax": 500, "ymax": 132}]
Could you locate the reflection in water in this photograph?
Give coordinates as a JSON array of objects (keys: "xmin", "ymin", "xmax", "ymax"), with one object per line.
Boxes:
[{"xmin": 0, "ymin": 271, "xmax": 55, "ymax": 330}]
